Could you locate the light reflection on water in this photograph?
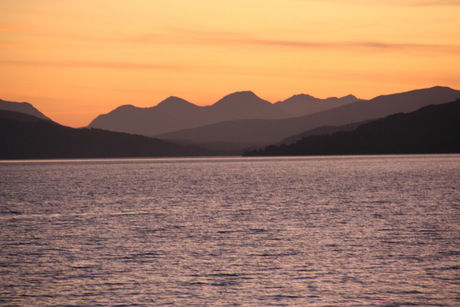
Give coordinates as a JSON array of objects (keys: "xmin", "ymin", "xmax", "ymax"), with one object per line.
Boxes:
[{"xmin": 1, "ymin": 155, "xmax": 459, "ymax": 306}]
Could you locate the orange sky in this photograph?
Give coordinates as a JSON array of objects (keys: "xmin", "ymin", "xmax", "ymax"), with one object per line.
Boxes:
[{"xmin": 1, "ymin": 0, "xmax": 459, "ymax": 127}]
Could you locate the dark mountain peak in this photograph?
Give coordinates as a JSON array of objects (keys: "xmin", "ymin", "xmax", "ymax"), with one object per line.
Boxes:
[
  {"xmin": 430, "ymin": 85, "xmax": 453, "ymax": 90},
  {"xmin": 0, "ymin": 99, "xmax": 51, "ymax": 120},
  {"xmin": 213, "ymin": 91, "xmax": 271, "ymax": 107},
  {"xmin": 156, "ymin": 96, "xmax": 195, "ymax": 108}
]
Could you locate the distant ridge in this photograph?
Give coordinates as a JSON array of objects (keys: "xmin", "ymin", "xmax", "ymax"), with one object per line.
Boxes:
[
  {"xmin": 157, "ymin": 86, "xmax": 460, "ymax": 147},
  {"xmin": 88, "ymin": 91, "xmax": 355, "ymax": 136},
  {"xmin": 275, "ymin": 94, "xmax": 358, "ymax": 117},
  {"xmin": 0, "ymin": 99, "xmax": 51, "ymax": 121},
  {"xmin": 244, "ymin": 99, "xmax": 460, "ymax": 156}
]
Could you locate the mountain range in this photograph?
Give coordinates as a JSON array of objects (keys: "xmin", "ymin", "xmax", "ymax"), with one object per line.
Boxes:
[
  {"xmin": 244, "ymin": 99, "xmax": 460, "ymax": 156},
  {"xmin": 157, "ymin": 86, "xmax": 460, "ymax": 148},
  {"xmin": 1, "ymin": 85, "xmax": 459, "ymax": 158},
  {"xmin": 89, "ymin": 91, "xmax": 357, "ymax": 136}
]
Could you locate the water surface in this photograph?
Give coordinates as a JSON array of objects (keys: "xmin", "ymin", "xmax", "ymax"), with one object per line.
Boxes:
[{"xmin": 1, "ymin": 155, "xmax": 459, "ymax": 306}]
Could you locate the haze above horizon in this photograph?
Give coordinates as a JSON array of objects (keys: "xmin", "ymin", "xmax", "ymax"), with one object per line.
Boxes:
[{"xmin": 1, "ymin": 0, "xmax": 459, "ymax": 127}]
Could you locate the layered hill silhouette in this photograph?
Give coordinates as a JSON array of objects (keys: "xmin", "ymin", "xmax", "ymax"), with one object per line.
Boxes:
[
  {"xmin": 278, "ymin": 120, "xmax": 371, "ymax": 146},
  {"xmin": 2, "ymin": 85, "xmax": 459, "ymax": 159},
  {"xmin": 274, "ymin": 94, "xmax": 358, "ymax": 117},
  {"xmin": 244, "ymin": 99, "xmax": 460, "ymax": 156},
  {"xmin": 0, "ymin": 110, "xmax": 217, "ymax": 159},
  {"xmin": 0, "ymin": 99, "xmax": 51, "ymax": 121},
  {"xmin": 88, "ymin": 91, "xmax": 356, "ymax": 136},
  {"xmin": 157, "ymin": 86, "xmax": 460, "ymax": 147}
]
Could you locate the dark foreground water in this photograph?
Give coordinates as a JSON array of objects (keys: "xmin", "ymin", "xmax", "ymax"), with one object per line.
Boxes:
[{"xmin": 0, "ymin": 155, "xmax": 459, "ymax": 306}]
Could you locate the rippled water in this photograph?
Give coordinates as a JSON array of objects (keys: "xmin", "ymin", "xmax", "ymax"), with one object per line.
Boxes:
[{"xmin": 1, "ymin": 155, "xmax": 459, "ymax": 306}]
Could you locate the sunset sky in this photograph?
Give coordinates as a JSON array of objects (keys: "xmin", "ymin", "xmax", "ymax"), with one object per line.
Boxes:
[{"xmin": 1, "ymin": 0, "xmax": 459, "ymax": 127}]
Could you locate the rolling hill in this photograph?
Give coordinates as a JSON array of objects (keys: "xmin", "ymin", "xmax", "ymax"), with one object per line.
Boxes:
[{"xmin": 0, "ymin": 110, "xmax": 218, "ymax": 159}]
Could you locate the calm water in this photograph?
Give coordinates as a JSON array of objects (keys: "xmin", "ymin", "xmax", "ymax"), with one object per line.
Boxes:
[{"xmin": 0, "ymin": 155, "xmax": 459, "ymax": 306}]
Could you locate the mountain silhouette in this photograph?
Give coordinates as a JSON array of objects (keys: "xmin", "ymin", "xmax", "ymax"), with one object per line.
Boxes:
[
  {"xmin": 211, "ymin": 91, "xmax": 285, "ymax": 119},
  {"xmin": 275, "ymin": 94, "xmax": 358, "ymax": 117},
  {"xmin": 156, "ymin": 96, "xmax": 196, "ymax": 109},
  {"xmin": 157, "ymin": 86, "xmax": 460, "ymax": 147},
  {"xmin": 0, "ymin": 99, "xmax": 51, "ymax": 120},
  {"xmin": 88, "ymin": 91, "xmax": 354, "ymax": 136},
  {"xmin": 2, "ymin": 87, "xmax": 459, "ymax": 159},
  {"xmin": 244, "ymin": 99, "xmax": 460, "ymax": 156},
  {"xmin": 87, "ymin": 96, "xmax": 204, "ymax": 136},
  {"xmin": 0, "ymin": 110, "xmax": 219, "ymax": 159}
]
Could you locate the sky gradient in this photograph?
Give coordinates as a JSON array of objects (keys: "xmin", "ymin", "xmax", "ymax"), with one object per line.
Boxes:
[{"xmin": 1, "ymin": 0, "xmax": 459, "ymax": 127}]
